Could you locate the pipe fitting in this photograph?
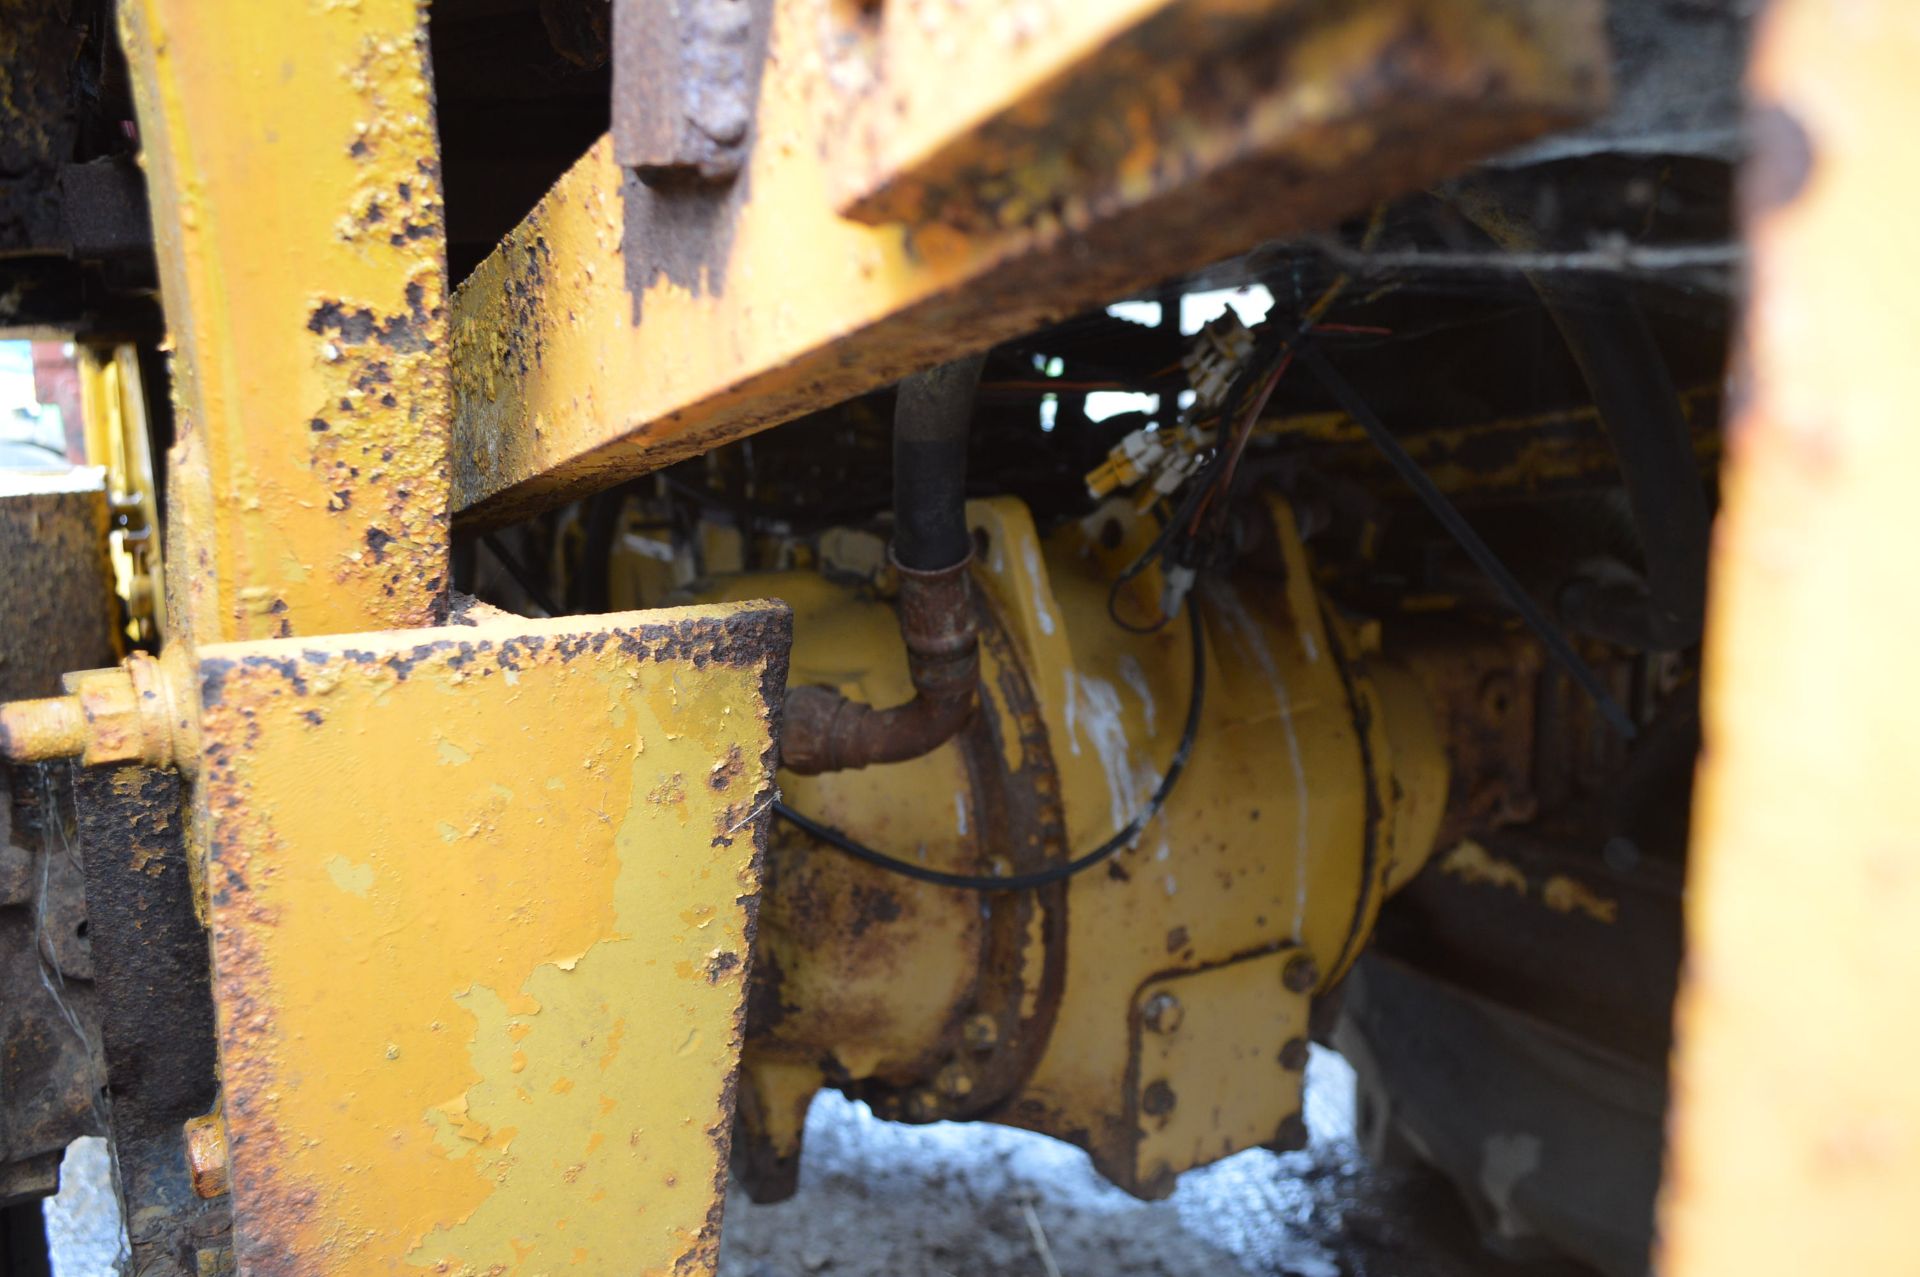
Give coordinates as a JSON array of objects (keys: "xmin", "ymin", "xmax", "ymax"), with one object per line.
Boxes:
[
  {"xmin": 0, "ymin": 649, "xmax": 195, "ymax": 770},
  {"xmin": 781, "ymin": 552, "xmax": 980, "ymax": 775}
]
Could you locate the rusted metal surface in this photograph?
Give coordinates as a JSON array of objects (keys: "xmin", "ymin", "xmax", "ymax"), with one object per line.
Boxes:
[
  {"xmin": 1272, "ymin": 388, "xmax": 1721, "ymax": 508},
  {"xmin": 449, "ymin": 0, "xmax": 1606, "ymax": 525},
  {"xmin": 823, "ymin": 0, "xmax": 1595, "ymax": 231},
  {"xmin": 782, "ymin": 555, "xmax": 981, "ymax": 774},
  {"xmin": 119, "ymin": 0, "xmax": 454, "ymax": 643},
  {"xmin": 0, "ymin": 0, "xmax": 84, "ymax": 258},
  {"xmin": 71, "ymin": 763, "xmax": 230, "ymax": 1274},
  {"xmin": 613, "ymin": 0, "xmax": 764, "ymax": 185},
  {"xmin": 183, "ymin": 1114, "xmax": 228, "ymax": 1202},
  {"xmin": 0, "ymin": 651, "xmax": 195, "ymax": 769},
  {"xmin": 0, "ymin": 472, "xmax": 116, "ymax": 1205},
  {"xmin": 1377, "ymin": 829, "xmax": 1683, "ymax": 1070},
  {"xmin": 190, "ymin": 602, "xmax": 787, "ymax": 1274},
  {"xmin": 0, "ymin": 472, "xmax": 119, "ymax": 703},
  {"xmin": 712, "ymin": 496, "xmax": 1446, "ymax": 1200},
  {"xmin": 0, "ymin": 764, "xmax": 102, "ymax": 1206},
  {"xmin": 1659, "ymin": 1, "xmax": 1920, "ymax": 1273},
  {"xmin": 727, "ymin": 564, "xmax": 1069, "ymax": 1203}
]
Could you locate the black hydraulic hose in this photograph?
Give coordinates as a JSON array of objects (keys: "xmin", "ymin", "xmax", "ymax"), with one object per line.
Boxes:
[
  {"xmin": 891, "ymin": 354, "xmax": 986, "ymax": 571},
  {"xmin": 1541, "ymin": 283, "xmax": 1710, "ymax": 651},
  {"xmin": 1303, "ymin": 344, "xmax": 1637, "ymax": 740},
  {"xmin": 1447, "ymin": 182, "xmax": 1709, "ymax": 651}
]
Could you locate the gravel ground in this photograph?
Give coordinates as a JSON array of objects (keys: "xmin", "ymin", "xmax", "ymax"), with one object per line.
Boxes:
[
  {"xmin": 715, "ymin": 1048, "xmax": 1588, "ymax": 1277},
  {"xmin": 45, "ymin": 1048, "xmax": 1585, "ymax": 1277}
]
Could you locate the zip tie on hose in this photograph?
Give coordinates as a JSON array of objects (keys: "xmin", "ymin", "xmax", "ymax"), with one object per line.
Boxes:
[{"xmin": 773, "ymin": 597, "xmax": 1207, "ymax": 892}]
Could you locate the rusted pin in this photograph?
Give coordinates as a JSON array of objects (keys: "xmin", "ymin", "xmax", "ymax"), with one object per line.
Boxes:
[
  {"xmin": 1282, "ymin": 953, "xmax": 1320, "ymax": 994},
  {"xmin": 1279, "ymin": 1036, "xmax": 1310, "ymax": 1072},
  {"xmin": 0, "ymin": 694, "xmax": 88, "ymax": 760},
  {"xmin": 184, "ymin": 1112, "xmax": 230, "ymax": 1199},
  {"xmin": 0, "ymin": 651, "xmax": 194, "ymax": 770}
]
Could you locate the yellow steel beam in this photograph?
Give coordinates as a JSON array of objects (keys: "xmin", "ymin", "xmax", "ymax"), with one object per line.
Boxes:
[
  {"xmin": 121, "ymin": 0, "xmax": 452, "ymax": 643},
  {"xmin": 195, "ymin": 602, "xmax": 789, "ymax": 1274},
  {"xmin": 450, "ymin": 0, "xmax": 1605, "ymax": 526},
  {"xmin": 1659, "ymin": 2, "xmax": 1920, "ymax": 1274}
]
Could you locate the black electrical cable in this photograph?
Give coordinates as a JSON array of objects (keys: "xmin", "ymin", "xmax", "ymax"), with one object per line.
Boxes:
[
  {"xmin": 773, "ymin": 596, "xmax": 1207, "ymax": 891},
  {"xmin": 1300, "ymin": 343, "xmax": 1638, "ymax": 739}
]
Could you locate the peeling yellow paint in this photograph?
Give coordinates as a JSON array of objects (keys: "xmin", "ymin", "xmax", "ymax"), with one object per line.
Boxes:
[
  {"xmin": 1541, "ymin": 874, "xmax": 1619, "ymax": 924},
  {"xmin": 324, "ymin": 854, "xmax": 374, "ymax": 897},
  {"xmin": 194, "ymin": 603, "xmax": 787, "ymax": 1273},
  {"xmin": 1439, "ymin": 839, "xmax": 1528, "ymax": 894}
]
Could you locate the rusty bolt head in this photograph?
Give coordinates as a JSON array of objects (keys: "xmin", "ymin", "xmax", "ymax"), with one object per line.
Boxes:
[
  {"xmin": 69, "ymin": 668, "xmax": 146, "ymax": 766},
  {"xmin": 1282, "ymin": 954, "xmax": 1320, "ymax": 994},
  {"xmin": 1278, "ymin": 1037, "xmax": 1310, "ymax": 1072},
  {"xmin": 1271, "ymin": 1112, "xmax": 1309, "ymax": 1153},
  {"xmin": 184, "ymin": 1114, "xmax": 229, "ymax": 1199},
  {"xmin": 1142, "ymin": 991, "xmax": 1184, "ymax": 1034},
  {"xmin": 936, "ymin": 1061, "xmax": 975, "ymax": 1100},
  {"xmin": 1140, "ymin": 1079, "xmax": 1177, "ymax": 1118},
  {"xmin": 1478, "ymin": 672, "xmax": 1517, "ymax": 723},
  {"xmin": 963, "ymin": 1013, "xmax": 999, "ymax": 1052}
]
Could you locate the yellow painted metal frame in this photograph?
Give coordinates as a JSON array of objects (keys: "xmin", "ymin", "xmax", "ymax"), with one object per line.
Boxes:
[
  {"xmin": 449, "ymin": 0, "xmax": 1604, "ymax": 525},
  {"xmin": 77, "ymin": 345, "xmax": 165, "ymax": 646},
  {"xmin": 1660, "ymin": 1, "xmax": 1920, "ymax": 1272},
  {"xmin": 121, "ymin": 0, "xmax": 452, "ymax": 644},
  {"xmin": 58, "ymin": 0, "xmax": 1612, "ymax": 1265},
  {"xmin": 196, "ymin": 603, "xmax": 787, "ymax": 1273}
]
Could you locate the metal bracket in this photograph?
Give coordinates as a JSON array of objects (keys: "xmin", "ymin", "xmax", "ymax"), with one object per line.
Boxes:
[{"xmin": 1128, "ymin": 947, "xmax": 1313, "ymax": 1196}]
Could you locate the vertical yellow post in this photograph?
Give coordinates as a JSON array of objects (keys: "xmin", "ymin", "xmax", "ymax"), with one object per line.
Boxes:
[
  {"xmin": 120, "ymin": 0, "xmax": 451, "ymax": 644},
  {"xmin": 1660, "ymin": 2, "xmax": 1920, "ymax": 1273}
]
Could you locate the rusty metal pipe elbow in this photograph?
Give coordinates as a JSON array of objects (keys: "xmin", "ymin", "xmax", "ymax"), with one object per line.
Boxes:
[
  {"xmin": 781, "ymin": 555, "xmax": 980, "ymax": 774},
  {"xmin": 781, "ymin": 355, "xmax": 986, "ymax": 775}
]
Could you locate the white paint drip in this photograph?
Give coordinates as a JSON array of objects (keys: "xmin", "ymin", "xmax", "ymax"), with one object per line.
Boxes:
[
  {"xmin": 955, "ymin": 792, "xmax": 970, "ymax": 837},
  {"xmin": 1163, "ymin": 874, "xmax": 1178, "ymax": 897},
  {"xmin": 1155, "ymin": 841, "xmax": 1171, "ymax": 862},
  {"xmin": 1023, "ymin": 542, "xmax": 1057, "ymax": 636},
  {"xmin": 1076, "ymin": 674, "xmax": 1139, "ymax": 832},
  {"xmin": 1117, "ymin": 652, "xmax": 1157, "ymax": 735},
  {"xmin": 1211, "ymin": 587, "xmax": 1313, "ymax": 937}
]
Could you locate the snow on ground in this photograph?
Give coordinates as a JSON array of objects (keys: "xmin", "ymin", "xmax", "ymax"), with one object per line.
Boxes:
[{"xmin": 46, "ymin": 1046, "xmax": 1579, "ymax": 1277}]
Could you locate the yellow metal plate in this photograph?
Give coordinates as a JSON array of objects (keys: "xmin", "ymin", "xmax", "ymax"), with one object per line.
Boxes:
[
  {"xmin": 1130, "ymin": 949, "xmax": 1310, "ymax": 1190},
  {"xmin": 193, "ymin": 602, "xmax": 789, "ymax": 1275},
  {"xmin": 1660, "ymin": 0, "xmax": 1920, "ymax": 1273},
  {"xmin": 121, "ymin": 0, "xmax": 454, "ymax": 643}
]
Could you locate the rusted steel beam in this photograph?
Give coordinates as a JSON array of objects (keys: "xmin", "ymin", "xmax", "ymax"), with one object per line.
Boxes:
[
  {"xmin": 120, "ymin": 0, "xmax": 454, "ymax": 642},
  {"xmin": 450, "ymin": 0, "xmax": 1606, "ymax": 526},
  {"xmin": 71, "ymin": 764, "xmax": 230, "ymax": 1275},
  {"xmin": 1659, "ymin": 2, "xmax": 1920, "ymax": 1275}
]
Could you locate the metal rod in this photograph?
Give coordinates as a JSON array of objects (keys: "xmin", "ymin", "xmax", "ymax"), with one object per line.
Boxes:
[{"xmin": 1301, "ymin": 344, "xmax": 1637, "ymax": 739}]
